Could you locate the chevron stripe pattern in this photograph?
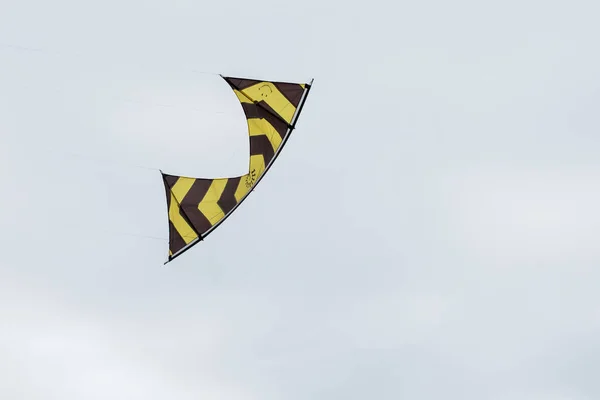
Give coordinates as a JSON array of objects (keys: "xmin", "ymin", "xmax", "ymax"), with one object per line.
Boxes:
[{"xmin": 162, "ymin": 76, "xmax": 309, "ymax": 259}]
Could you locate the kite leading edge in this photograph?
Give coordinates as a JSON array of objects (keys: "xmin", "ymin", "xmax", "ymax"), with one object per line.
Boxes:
[{"xmin": 161, "ymin": 75, "xmax": 313, "ymax": 263}]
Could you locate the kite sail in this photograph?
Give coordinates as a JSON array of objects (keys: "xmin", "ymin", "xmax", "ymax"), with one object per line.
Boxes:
[{"xmin": 161, "ymin": 75, "xmax": 313, "ymax": 263}]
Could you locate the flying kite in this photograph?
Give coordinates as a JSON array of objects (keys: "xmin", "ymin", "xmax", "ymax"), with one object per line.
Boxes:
[{"xmin": 161, "ymin": 75, "xmax": 313, "ymax": 263}]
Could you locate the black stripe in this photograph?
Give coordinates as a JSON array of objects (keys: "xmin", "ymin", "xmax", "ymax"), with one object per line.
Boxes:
[
  {"xmin": 162, "ymin": 173, "xmax": 179, "ymax": 189},
  {"xmin": 224, "ymin": 77, "xmax": 261, "ymax": 90},
  {"xmin": 217, "ymin": 177, "xmax": 240, "ymax": 215},
  {"xmin": 241, "ymin": 102, "xmax": 288, "ymax": 139},
  {"xmin": 168, "ymin": 220, "xmax": 187, "ymax": 255},
  {"xmin": 250, "ymin": 134, "xmax": 275, "ymax": 166},
  {"xmin": 180, "ymin": 179, "xmax": 213, "ymax": 234},
  {"xmin": 273, "ymin": 82, "xmax": 305, "ymax": 107}
]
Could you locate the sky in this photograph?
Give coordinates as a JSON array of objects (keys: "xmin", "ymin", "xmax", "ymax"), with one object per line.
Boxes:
[{"xmin": 1, "ymin": 0, "xmax": 599, "ymax": 399}]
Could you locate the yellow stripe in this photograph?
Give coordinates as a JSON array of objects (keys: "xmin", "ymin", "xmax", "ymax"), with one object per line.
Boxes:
[
  {"xmin": 234, "ymin": 175, "xmax": 251, "ymax": 202},
  {"xmin": 198, "ymin": 179, "xmax": 228, "ymax": 225},
  {"xmin": 249, "ymin": 153, "xmax": 266, "ymax": 178},
  {"xmin": 247, "ymin": 118, "xmax": 282, "ymax": 152},
  {"xmin": 169, "ymin": 193, "xmax": 197, "ymax": 244},
  {"xmin": 236, "ymin": 83, "xmax": 297, "ymax": 123},
  {"xmin": 234, "ymin": 90, "xmax": 253, "ymax": 104},
  {"xmin": 171, "ymin": 176, "xmax": 195, "ymax": 202},
  {"xmin": 234, "ymin": 154, "xmax": 266, "ymax": 202}
]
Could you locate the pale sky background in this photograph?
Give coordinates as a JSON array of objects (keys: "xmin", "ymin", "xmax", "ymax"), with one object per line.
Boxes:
[{"xmin": 1, "ymin": 0, "xmax": 600, "ymax": 399}]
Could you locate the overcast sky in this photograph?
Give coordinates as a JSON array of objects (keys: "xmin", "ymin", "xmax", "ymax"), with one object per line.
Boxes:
[{"xmin": 1, "ymin": 0, "xmax": 600, "ymax": 399}]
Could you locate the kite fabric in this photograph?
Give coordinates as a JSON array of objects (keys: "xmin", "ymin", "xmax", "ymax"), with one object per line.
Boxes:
[{"xmin": 161, "ymin": 75, "xmax": 313, "ymax": 263}]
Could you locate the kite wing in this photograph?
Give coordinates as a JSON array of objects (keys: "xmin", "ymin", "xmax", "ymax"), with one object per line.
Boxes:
[{"xmin": 161, "ymin": 75, "xmax": 313, "ymax": 263}]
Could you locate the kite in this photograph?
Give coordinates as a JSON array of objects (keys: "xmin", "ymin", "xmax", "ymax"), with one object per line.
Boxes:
[{"xmin": 161, "ymin": 75, "xmax": 313, "ymax": 263}]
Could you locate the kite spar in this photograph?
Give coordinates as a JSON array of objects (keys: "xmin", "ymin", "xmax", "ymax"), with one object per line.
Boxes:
[{"xmin": 161, "ymin": 75, "xmax": 313, "ymax": 263}]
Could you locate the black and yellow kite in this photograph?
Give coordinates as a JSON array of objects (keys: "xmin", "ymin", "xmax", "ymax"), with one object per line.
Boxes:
[{"xmin": 161, "ymin": 75, "xmax": 313, "ymax": 263}]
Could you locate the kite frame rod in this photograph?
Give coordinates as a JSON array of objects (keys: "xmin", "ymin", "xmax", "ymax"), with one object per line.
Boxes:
[{"xmin": 164, "ymin": 77, "xmax": 314, "ymax": 264}]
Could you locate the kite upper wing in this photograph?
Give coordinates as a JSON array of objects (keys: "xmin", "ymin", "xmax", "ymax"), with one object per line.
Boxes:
[{"xmin": 161, "ymin": 75, "xmax": 313, "ymax": 263}]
